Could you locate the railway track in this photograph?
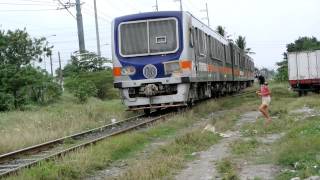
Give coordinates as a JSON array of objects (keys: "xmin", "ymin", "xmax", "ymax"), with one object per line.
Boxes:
[
  {"xmin": 0, "ymin": 89, "xmax": 255, "ymax": 178},
  {"xmin": 0, "ymin": 112, "xmax": 172, "ymax": 178}
]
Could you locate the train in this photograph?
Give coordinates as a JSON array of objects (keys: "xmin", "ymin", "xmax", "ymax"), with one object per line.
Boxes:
[
  {"xmin": 288, "ymin": 50, "xmax": 320, "ymax": 95},
  {"xmin": 112, "ymin": 11, "xmax": 255, "ymax": 113}
]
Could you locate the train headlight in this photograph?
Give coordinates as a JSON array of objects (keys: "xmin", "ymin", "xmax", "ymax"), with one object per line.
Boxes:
[
  {"xmin": 164, "ymin": 61, "xmax": 180, "ymax": 75},
  {"xmin": 121, "ymin": 66, "xmax": 136, "ymax": 76}
]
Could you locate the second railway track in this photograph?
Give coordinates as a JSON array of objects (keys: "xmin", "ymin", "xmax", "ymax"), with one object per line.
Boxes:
[{"xmin": 0, "ymin": 112, "xmax": 172, "ymax": 178}]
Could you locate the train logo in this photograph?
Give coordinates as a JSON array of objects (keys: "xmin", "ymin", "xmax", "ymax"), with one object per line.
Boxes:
[{"xmin": 143, "ymin": 64, "xmax": 157, "ymax": 79}]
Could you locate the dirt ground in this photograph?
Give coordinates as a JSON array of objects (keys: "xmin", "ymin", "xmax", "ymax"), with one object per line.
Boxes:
[{"xmin": 175, "ymin": 111, "xmax": 281, "ymax": 180}]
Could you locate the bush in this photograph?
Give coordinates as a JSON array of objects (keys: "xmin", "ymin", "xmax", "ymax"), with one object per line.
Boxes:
[
  {"xmin": 0, "ymin": 92, "xmax": 14, "ymax": 111},
  {"xmin": 65, "ymin": 78, "xmax": 97, "ymax": 103},
  {"xmin": 64, "ymin": 70, "xmax": 117, "ymax": 100}
]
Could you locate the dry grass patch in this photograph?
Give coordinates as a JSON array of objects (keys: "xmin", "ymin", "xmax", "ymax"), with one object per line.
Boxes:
[
  {"xmin": 117, "ymin": 130, "xmax": 220, "ymax": 180},
  {"xmin": 0, "ymin": 94, "xmax": 129, "ymax": 154}
]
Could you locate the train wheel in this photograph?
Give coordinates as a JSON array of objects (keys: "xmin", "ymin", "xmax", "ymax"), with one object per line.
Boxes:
[
  {"xmin": 144, "ymin": 109, "xmax": 151, "ymax": 115},
  {"xmin": 298, "ymin": 91, "xmax": 302, "ymax": 97}
]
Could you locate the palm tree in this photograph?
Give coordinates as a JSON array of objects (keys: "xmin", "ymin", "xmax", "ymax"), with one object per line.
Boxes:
[
  {"xmin": 245, "ymin": 48, "xmax": 255, "ymax": 54},
  {"xmin": 236, "ymin": 36, "xmax": 255, "ymax": 54},
  {"xmin": 216, "ymin": 25, "xmax": 225, "ymax": 37},
  {"xmin": 235, "ymin": 36, "xmax": 246, "ymax": 50}
]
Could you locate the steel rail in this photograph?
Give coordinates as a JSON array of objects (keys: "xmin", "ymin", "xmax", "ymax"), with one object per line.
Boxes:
[{"xmin": 0, "ymin": 112, "xmax": 170, "ymax": 178}]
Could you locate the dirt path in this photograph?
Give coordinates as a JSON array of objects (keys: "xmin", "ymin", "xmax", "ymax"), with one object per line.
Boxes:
[{"xmin": 175, "ymin": 111, "xmax": 280, "ymax": 180}]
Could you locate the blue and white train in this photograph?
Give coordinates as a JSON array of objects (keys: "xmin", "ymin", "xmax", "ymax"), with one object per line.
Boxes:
[{"xmin": 112, "ymin": 11, "xmax": 254, "ymax": 113}]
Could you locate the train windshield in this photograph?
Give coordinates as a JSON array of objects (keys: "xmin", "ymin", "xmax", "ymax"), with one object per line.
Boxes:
[{"xmin": 119, "ymin": 17, "xmax": 179, "ymax": 57}]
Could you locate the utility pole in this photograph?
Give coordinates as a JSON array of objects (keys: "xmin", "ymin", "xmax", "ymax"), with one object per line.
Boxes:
[
  {"xmin": 179, "ymin": 0, "xmax": 182, "ymax": 11},
  {"xmin": 75, "ymin": 0, "xmax": 86, "ymax": 53},
  {"xmin": 93, "ymin": 0, "xmax": 101, "ymax": 56},
  {"xmin": 58, "ymin": 51, "xmax": 63, "ymax": 90},
  {"xmin": 155, "ymin": 0, "xmax": 159, "ymax": 11},
  {"xmin": 205, "ymin": 3, "xmax": 210, "ymax": 27},
  {"xmin": 174, "ymin": 0, "xmax": 182, "ymax": 11},
  {"xmin": 50, "ymin": 54, "xmax": 53, "ymax": 76}
]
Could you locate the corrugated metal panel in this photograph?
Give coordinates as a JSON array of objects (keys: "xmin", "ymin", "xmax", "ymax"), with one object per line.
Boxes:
[
  {"xmin": 288, "ymin": 53, "xmax": 297, "ymax": 80},
  {"xmin": 149, "ymin": 19, "xmax": 177, "ymax": 53},
  {"xmin": 120, "ymin": 22, "xmax": 148, "ymax": 55},
  {"xmin": 309, "ymin": 51, "xmax": 318, "ymax": 79},
  {"xmin": 297, "ymin": 52, "xmax": 309, "ymax": 80},
  {"xmin": 288, "ymin": 50, "xmax": 320, "ymax": 80}
]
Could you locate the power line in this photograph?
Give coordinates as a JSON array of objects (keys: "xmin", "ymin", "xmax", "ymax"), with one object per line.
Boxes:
[
  {"xmin": 56, "ymin": 0, "xmax": 76, "ymax": 19},
  {"xmin": 0, "ymin": 2, "xmax": 57, "ymax": 6},
  {"xmin": 0, "ymin": 9, "xmax": 58, "ymax": 12}
]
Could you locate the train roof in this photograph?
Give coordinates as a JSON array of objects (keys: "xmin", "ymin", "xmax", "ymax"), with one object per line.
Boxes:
[{"xmin": 113, "ymin": 11, "xmax": 253, "ymax": 61}]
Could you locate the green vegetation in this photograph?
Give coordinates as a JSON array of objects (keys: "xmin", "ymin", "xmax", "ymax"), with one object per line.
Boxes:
[
  {"xmin": 0, "ymin": 94, "xmax": 128, "ymax": 154},
  {"xmin": 9, "ymin": 87, "xmax": 260, "ymax": 180},
  {"xmin": 216, "ymin": 158, "xmax": 239, "ymax": 180},
  {"xmin": 231, "ymin": 138, "xmax": 260, "ymax": 155},
  {"xmin": 216, "ymin": 25, "xmax": 226, "ymax": 37},
  {"xmin": 237, "ymin": 82, "xmax": 320, "ymax": 179},
  {"xmin": 62, "ymin": 51, "xmax": 116, "ymax": 102},
  {"xmin": 120, "ymin": 131, "xmax": 220, "ymax": 180},
  {"xmin": 275, "ymin": 116, "xmax": 320, "ymax": 179},
  {"xmin": 287, "ymin": 36, "xmax": 320, "ymax": 52},
  {"xmin": 0, "ymin": 29, "xmax": 61, "ymax": 111}
]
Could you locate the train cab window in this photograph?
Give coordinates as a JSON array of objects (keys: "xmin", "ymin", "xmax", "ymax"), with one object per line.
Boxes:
[{"xmin": 119, "ymin": 17, "xmax": 179, "ymax": 57}]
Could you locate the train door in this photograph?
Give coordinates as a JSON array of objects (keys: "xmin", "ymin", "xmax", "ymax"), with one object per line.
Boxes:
[{"xmin": 191, "ymin": 27, "xmax": 199, "ymax": 76}]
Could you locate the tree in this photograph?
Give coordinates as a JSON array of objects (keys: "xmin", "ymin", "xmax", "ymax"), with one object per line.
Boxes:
[
  {"xmin": 216, "ymin": 25, "xmax": 225, "ymax": 37},
  {"xmin": 0, "ymin": 29, "xmax": 61, "ymax": 110},
  {"xmin": 63, "ymin": 51, "xmax": 114, "ymax": 101},
  {"xmin": 235, "ymin": 36, "xmax": 247, "ymax": 50},
  {"xmin": 287, "ymin": 36, "xmax": 320, "ymax": 52},
  {"xmin": 274, "ymin": 53, "xmax": 288, "ymax": 82},
  {"xmin": 235, "ymin": 35, "xmax": 255, "ymax": 54}
]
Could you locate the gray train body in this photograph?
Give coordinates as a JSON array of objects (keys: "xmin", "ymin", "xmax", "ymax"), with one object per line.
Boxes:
[{"xmin": 112, "ymin": 11, "xmax": 254, "ymax": 111}]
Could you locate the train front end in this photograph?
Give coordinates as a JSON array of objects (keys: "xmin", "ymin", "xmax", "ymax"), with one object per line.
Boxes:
[{"xmin": 112, "ymin": 11, "xmax": 191, "ymax": 111}]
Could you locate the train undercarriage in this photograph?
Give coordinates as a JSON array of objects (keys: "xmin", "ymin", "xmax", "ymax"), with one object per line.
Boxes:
[{"xmin": 122, "ymin": 80, "xmax": 254, "ymax": 114}]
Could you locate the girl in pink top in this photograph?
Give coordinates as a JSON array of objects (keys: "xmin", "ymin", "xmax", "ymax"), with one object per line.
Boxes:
[{"xmin": 256, "ymin": 82, "xmax": 272, "ymax": 126}]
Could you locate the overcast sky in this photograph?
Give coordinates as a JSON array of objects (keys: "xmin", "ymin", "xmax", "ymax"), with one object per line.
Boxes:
[{"xmin": 0, "ymin": 0, "xmax": 319, "ymax": 72}]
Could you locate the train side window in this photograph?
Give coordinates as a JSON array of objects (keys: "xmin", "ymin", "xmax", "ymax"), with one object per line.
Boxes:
[
  {"xmin": 189, "ymin": 27, "xmax": 194, "ymax": 47},
  {"xmin": 206, "ymin": 34, "xmax": 210, "ymax": 57},
  {"xmin": 197, "ymin": 29, "xmax": 206, "ymax": 57},
  {"xmin": 209, "ymin": 36, "xmax": 214, "ymax": 59},
  {"xmin": 223, "ymin": 45, "xmax": 227, "ymax": 63}
]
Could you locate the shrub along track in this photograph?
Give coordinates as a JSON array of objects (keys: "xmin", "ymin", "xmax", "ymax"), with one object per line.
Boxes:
[{"xmin": 0, "ymin": 90, "xmax": 255, "ymax": 178}]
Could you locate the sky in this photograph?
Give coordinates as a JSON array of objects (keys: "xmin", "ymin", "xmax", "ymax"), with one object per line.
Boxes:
[{"xmin": 0, "ymin": 0, "xmax": 319, "ymax": 72}]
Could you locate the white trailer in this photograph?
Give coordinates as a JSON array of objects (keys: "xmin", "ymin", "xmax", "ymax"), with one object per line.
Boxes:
[{"xmin": 288, "ymin": 50, "xmax": 320, "ymax": 95}]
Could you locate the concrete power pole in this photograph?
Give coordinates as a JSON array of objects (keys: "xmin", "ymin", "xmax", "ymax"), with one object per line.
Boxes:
[
  {"xmin": 174, "ymin": 0, "xmax": 182, "ymax": 11},
  {"xmin": 58, "ymin": 51, "xmax": 63, "ymax": 90},
  {"xmin": 205, "ymin": 3, "xmax": 210, "ymax": 27},
  {"xmin": 93, "ymin": 0, "xmax": 101, "ymax": 56},
  {"xmin": 155, "ymin": 0, "xmax": 159, "ymax": 11},
  {"xmin": 75, "ymin": 0, "xmax": 86, "ymax": 53},
  {"xmin": 179, "ymin": 0, "xmax": 183, "ymax": 11},
  {"xmin": 50, "ymin": 54, "xmax": 53, "ymax": 76}
]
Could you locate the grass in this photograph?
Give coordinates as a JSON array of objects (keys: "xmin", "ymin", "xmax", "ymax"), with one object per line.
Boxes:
[
  {"xmin": 0, "ymin": 93, "xmax": 131, "ymax": 155},
  {"xmin": 230, "ymin": 138, "xmax": 260, "ymax": 155},
  {"xmin": 8, "ymin": 85, "xmax": 261, "ymax": 180},
  {"xmin": 118, "ymin": 130, "xmax": 220, "ymax": 180},
  {"xmin": 274, "ymin": 116, "xmax": 320, "ymax": 179},
  {"xmin": 216, "ymin": 158, "xmax": 239, "ymax": 180},
  {"xmin": 235, "ymin": 82, "xmax": 320, "ymax": 179}
]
